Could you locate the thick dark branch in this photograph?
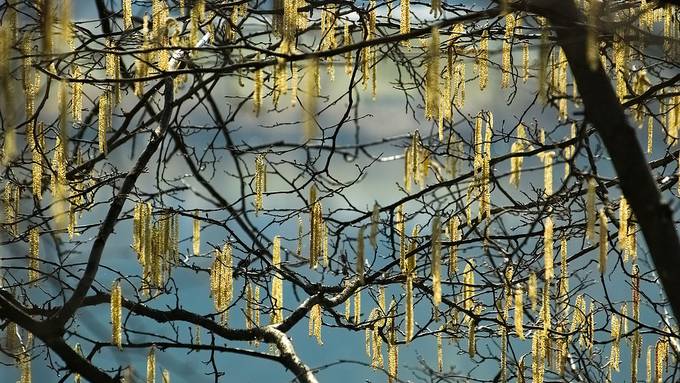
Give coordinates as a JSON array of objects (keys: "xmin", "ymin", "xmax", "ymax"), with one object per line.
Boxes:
[
  {"xmin": 51, "ymin": 78, "xmax": 175, "ymax": 327},
  {"xmin": 528, "ymin": 0, "xmax": 680, "ymax": 322}
]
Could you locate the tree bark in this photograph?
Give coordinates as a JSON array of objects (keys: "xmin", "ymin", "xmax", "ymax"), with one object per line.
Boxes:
[{"xmin": 527, "ymin": 0, "xmax": 680, "ymax": 322}]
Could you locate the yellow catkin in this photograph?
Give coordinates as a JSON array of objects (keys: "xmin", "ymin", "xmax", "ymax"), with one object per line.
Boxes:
[
  {"xmin": 253, "ymin": 60, "xmax": 263, "ymax": 115},
  {"xmin": 111, "ymin": 280, "xmax": 122, "ymax": 349},
  {"xmin": 146, "ymin": 347, "xmax": 156, "ymax": 383},
  {"xmin": 192, "ymin": 213, "xmax": 201, "ymax": 256},
  {"xmin": 397, "ymin": 205, "xmax": 406, "ymax": 269},
  {"xmin": 28, "ymin": 228, "xmax": 40, "ymax": 285},
  {"xmin": 400, "ymin": 0, "xmax": 410, "ymax": 42},
  {"xmin": 425, "ymin": 27, "xmax": 440, "ymax": 124},
  {"xmin": 532, "ymin": 329, "xmax": 544, "ymax": 383},
  {"xmin": 598, "ymin": 208, "xmax": 608, "ymax": 274},
  {"xmin": 648, "ymin": 116, "xmax": 654, "ymax": 154},
  {"xmin": 370, "ymin": 203, "xmax": 379, "ymax": 249},
  {"xmin": 500, "ymin": 325, "xmax": 508, "ymax": 382},
  {"xmin": 19, "ymin": 345, "xmax": 31, "ymax": 383},
  {"xmin": 254, "ymin": 154, "xmax": 266, "ymax": 214},
  {"xmin": 528, "ymin": 272, "xmax": 537, "ymax": 311},
  {"xmin": 162, "ymin": 369, "xmax": 170, "ymax": 383},
  {"xmin": 448, "ymin": 216, "xmax": 460, "ymax": 275},
  {"xmin": 405, "ymin": 276, "xmax": 413, "ymax": 342},
  {"xmin": 632, "ymin": 265, "xmax": 641, "ymax": 382},
  {"xmin": 501, "ymin": 14, "xmax": 514, "ymax": 89},
  {"xmin": 354, "ymin": 289, "xmax": 361, "ymax": 324},
  {"xmin": 309, "ymin": 186, "xmax": 323, "ymax": 268},
  {"xmin": 71, "ymin": 66, "xmax": 82, "ymax": 123},
  {"xmin": 558, "ymin": 237, "xmax": 569, "ymax": 310},
  {"xmin": 610, "ymin": 313, "xmax": 621, "ymax": 371},
  {"xmin": 515, "ymin": 287, "xmax": 524, "ymax": 339},
  {"xmin": 544, "ymin": 216, "xmax": 554, "ymax": 281},
  {"xmin": 647, "ymin": 345, "xmax": 652, "ymax": 383},
  {"xmin": 30, "ymin": 121, "xmax": 44, "ymax": 199},
  {"xmin": 123, "ymin": 0, "xmax": 133, "ymax": 29},
  {"xmin": 522, "ymin": 41, "xmax": 529, "ymax": 82},
  {"xmin": 98, "ymin": 92, "xmax": 110, "ymax": 154},
  {"xmin": 586, "ymin": 177, "xmax": 597, "ymax": 242},
  {"xmin": 3, "ymin": 183, "xmax": 19, "ymax": 237},
  {"xmin": 303, "ymin": 58, "xmax": 319, "ymax": 140},
  {"xmin": 387, "ymin": 300, "xmax": 399, "ymax": 382},
  {"xmin": 436, "ymin": 329, "xmax": 443, "ymax": 371},
  {"xmin": 479, "ymin": 30, "xmax": 488, "ymax": 90},
  {"xmin": 210, "ymin": 244, "xmax": 233, "ymax": 323},
  {"xmin": 463, "ymin": 261, "xmax": 475, "ymax": 314},
  {"xmin": 271, "ymin": 236, "xmax": 284, "ymax": 324},
  {"xmin": 541, "ymin": 151, "xmax": 554, "ymax": 196},
  {"xmin": 655, "ymin": 339, "xmax": 667, "ymax": 383},
  {"xmin": 618, "ymin": 197, "xmax": 629, "ymax": 253},
  {"xmin": 357, "ymin": 226, "xmax": 365, "ymax": 282},
  {"xmin": 308, "ymin": 304, "xmax": 323, "ymax": 345},
  {"xmin": 432, "ymin": 215, "xmax": 442, "ymax": 310}
]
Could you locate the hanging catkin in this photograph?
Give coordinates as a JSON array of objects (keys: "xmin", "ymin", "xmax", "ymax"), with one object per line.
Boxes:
[
  {"xmin": 146, "ymin": 347, "xmax": 156, "ymax": 383},
  {"xmin": 598, "ymin": 208, "xmax": 608, "ymax": 274},
  {"xmin": 254, "ymin": 154, "xmax": 266, "ymax": 214},
  {"xmin": 515, "ymin": 287, "xmax": 524, "ymax": 339},
  {"xmin": 98, "ymin": 92, "xmax": 110, "ymax": 154},
  {"xmin": 309, "ymin": 185, "xmax": 323, "ymax": 268},
  {"xmin": 405, "ymin": 276, "xmax": 414, "ymax": 342},
  {"xmin": 544, "ymin": 216, "xmax": 554, "ymax": 281},
  {"xmin": 28, "ymin": 228, "xmax": 40, "ymax": 285},
  {"xmin": 271, "ymin": 236, "xmax": 284, "ymax": 324},
  {"xmin": 618, "ymin": 197, "xmax": 629, "ymax": 252},
  {"xmin": 370, "ymin": 203, "xmax": 379, "ymax": 249},
  {"xmin": 210, "ymin": 244, "xmax": 233, "ymax": 323},
  {"xmin": 528, "ymin": 272, "xmax": 537, "ymax": 311},
  {"xmin": 253, "ymin": 58, "xmax": 263, "ymax": 115},
  {"xmin": 479, "ymin": 30, "xmax": 488, "ymax": 90},
  {"xmin": 303, "ymin": 58, "xmax": 319, "ymax": 140},
  {"xmin": 631, "ymin": 265, "xmax": 641, "ymax": 382},
  {"xmin": 501, "ymin": 14, "xmax": 515, "ymax": 89},
  {"xmin": 448, "ymin": 216, "xmax": 460, "ymax": 275},
  {"xmin": 111, "ymin": 280, "xmax": 122, "ymax": 349},
  {"xmin": 585, "ymin": 177, "xmax": 597, "ymax": 242},
  {"xmin": 193, "ymin": 213, "xmax": 200, "ymax": 256},
  {"xmin": 357, "ymin": 226, "xmax": 365, "ymax": 282},
  {"xmin": 425, "ymin": 27, "xmax": 440, "ymax": 124},
  {"xmin": 308, "ymin": 304, "xmax": 323, "ymax": 345},
  {"xmin": 432, "ymin": 215, "xmax": 442, "ymax": 310},
  {"xmin": 400, "ymin": 0, "xmax": 410, "ymax": 43}
]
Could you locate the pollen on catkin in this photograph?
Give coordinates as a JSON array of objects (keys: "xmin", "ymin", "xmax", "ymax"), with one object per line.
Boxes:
[
  {"xmin": 599, "ymin": 208, "xmax": 608, "ymax": 274},
  {"xmin": 479, "ymin": 30, "xmax": 488, "ymax": 90},
  {"xmin": 254, "ymin": 154, "xmax": 266, "ymax": 215},
  {"xmin": 544, "ymin": 215, "xmax": 554, "ymax": 281},
  {"xmin": 515, "ymin": 287, "xmax": 524, "ymax": 339},
  {"xmin": 28, "ymin": 228, "xmax": 40, "ymax": 285},
  {"xmin": 425, "ymin": 27, "xmax": 440, "ymax": 123},
  {"xmin": 308, "ymin": 303, "xmax": 323, "ymax": 345},
  {"xmin": 111, "ymin": 280, "xmax": 122, "ymax": 349},
  {"xmin": 356, "ymin": 226, "xmax": 365, "ymax": 282},
  {"xmin": 271, "ymin": 236, "xmax": 284, "ymax": 324},
  {"xmin": 193, "ymin": 213, "xmax": 200, "ymax": 256},
  {"xmin": 146, "ymin": 347, "xmax": 156, "ymax": 383},
  {"xmin": 501, "ymin": 14, "xmax": 515, "ymax": 89},
  {"xmin": 98, "ymin": 92, "xmax": 110, "ymax": 154},
  {"xmin": 448, "ymin": 216, "xmax": 460, "ymax": 275},
  {"xmin": 431, "ymin": 215, "xmax": 442, "ymax": 310},
  {"xmin": 210, "ymin": 244, "xmax": 234, "ymax": 323},
  {"xmin": 370, "ymin": 203, "xmax": 379, "ymax": 249},
  {"xmin": 585, "ymin": 177, "xmax": 597, "ymax": 242}
]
